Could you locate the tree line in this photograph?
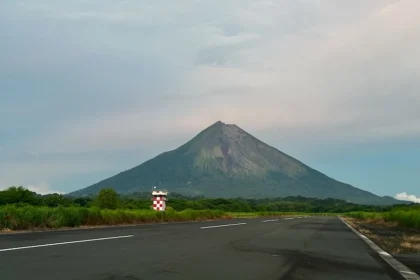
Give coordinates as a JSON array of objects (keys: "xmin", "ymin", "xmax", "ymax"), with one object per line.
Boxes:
[{"xmin": 0, "ymin": 186, "xmax": 414, "ymax": 212}]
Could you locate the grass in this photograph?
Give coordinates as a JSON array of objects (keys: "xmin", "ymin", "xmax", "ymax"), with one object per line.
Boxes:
[
  {"xmin": 0, "ymin": 205, "xmax": 229, "ymax": 231},
  {"xmin": 345, "ymin": 209, "xmax": 420, "ymax": 230},
  {"xmin": 384, "ymin": 209, "xmax": 420, "ymax": 229},
  {"xmin": 0, "ymin": 204, "xmax": 370, "ymax": 232}
]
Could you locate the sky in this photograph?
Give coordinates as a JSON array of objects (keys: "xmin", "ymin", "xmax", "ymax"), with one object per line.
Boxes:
[{"xmin": 0, "ymin": 0, "xmax": 419, "ymax": 201}]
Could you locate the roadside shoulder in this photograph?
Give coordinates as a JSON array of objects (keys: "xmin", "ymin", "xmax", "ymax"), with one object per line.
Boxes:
[{"xmin": 339, "ymin": 216, "xmax": 420, "ymax": 280}]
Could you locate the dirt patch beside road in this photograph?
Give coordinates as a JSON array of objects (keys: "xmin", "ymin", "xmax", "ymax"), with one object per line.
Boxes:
[{"xmin": 344, "ymin": 217, "xmax": 420, "ymax": 254}]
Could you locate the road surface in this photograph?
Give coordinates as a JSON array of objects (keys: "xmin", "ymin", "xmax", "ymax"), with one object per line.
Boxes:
[{"xmin": 0, "ymin": 216, "xmax": 407, "ymax": 280}]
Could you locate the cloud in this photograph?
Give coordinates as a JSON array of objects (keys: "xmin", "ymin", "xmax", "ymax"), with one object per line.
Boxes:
[
  {"xmin": 26, "ymin": 182, "xmax": 64, "ymax": 195},
  {"xmin": 0, "ymin": 159, "xmax": 115, "ymax": 192},
  {"xmin": 395, "ymin": 192, "xmax": 420, "ymax": 203},
  {"xmin": 2, "ymin": 0, "xmax": 418, "ymax": 155},
  {"xmin": 1, "ymin": 1, "xmax": 420, "ymax": 193}
]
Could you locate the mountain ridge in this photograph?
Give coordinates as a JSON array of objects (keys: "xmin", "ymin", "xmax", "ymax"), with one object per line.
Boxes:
[{"xmin": 71, "ymin": 121, "xmax": 402, "ymax": 205}]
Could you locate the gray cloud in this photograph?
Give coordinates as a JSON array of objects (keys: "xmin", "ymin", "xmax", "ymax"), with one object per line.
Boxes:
[{"xmin": 1, "ymin": 0, "xmax": 419, "ymax": 191}]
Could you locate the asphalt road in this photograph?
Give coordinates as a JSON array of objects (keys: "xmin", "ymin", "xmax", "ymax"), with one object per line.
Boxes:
[{"xmin": 0, "ymin": 216, "xmax": 407, "ymax": 280}]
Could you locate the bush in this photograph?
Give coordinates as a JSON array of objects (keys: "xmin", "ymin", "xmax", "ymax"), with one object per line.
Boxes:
[
  {"xmin": 0, "ymin": 186, "xmax": 41, "ymax": 205},
  {"xmin": 96, "ymin": 188, "xmax": 119, "ymax": 209}
]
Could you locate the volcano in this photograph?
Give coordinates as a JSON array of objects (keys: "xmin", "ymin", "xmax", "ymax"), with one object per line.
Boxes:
[{"xmin": 71, "ymin": 121, "xmax": 400, "ymax": 205}]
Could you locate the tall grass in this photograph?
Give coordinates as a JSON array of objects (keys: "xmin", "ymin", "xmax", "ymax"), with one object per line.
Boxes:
[
  {"xmin": 0, "ymin": 205, "xmax": 228, "ymax": 231},
  {"xmin": 384, "ymin": 209, "xmax": 420, "ymax": 229},
  {"xmin": 346, "ymin": 209, "xmax": 420, "ymax": 230}
]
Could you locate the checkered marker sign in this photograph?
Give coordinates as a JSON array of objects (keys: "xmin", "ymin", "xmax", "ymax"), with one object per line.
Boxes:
[{"xmin": 152, "ymin": 191, "xmax": 167, "ymax": 211}]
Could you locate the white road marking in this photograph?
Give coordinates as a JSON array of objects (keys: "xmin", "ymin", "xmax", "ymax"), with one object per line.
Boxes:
[
  {"xmin": 200, "ymin": 223, "xmax": 247, "ymax": 229},
  {"xmin": 0, "ymin": 235, "xmax": 134, "ymax": 252},
  {"xmin": 262, "ymin": 219, "xmax": 278, "ymax": 223},
  {"xmin": 297, "ymin": 217, "xmax": 303, "ymax": 219},
  {"xmin": 285, "ymin": 218, "xmax": 294, "ymax": 220},
  {"xmin": 401, "ymin": 271, "xmax": 416, "ymax": 275}
]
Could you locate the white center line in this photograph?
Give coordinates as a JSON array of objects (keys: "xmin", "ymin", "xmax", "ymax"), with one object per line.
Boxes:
[
  {"xmin": 0, "ymin": 235, "xmax": 134, "ymax": 252},
  {"xmin": 285, "ymin": 218, "xmax": 294, "ymax": 220},
  {"xmin": 200, "ymin": 223, "xmax": 247, "ymax": 229},
  {"xmin": 400, "ymin": 271, "xmax": 416, "ymax": 275},
  {"xmin": 262, "ymin": 219, "xmax": 278, "ymax": 223}
]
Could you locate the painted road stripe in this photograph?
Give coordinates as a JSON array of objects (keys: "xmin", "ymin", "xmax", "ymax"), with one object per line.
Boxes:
[
  {"xmin": 262, "ymin": 219, "xmax": 278, "ymax": 223},
  {"xmin": 0, "ymin": 235, "xmax": 134, "ymax": 252},
  {"xmin": 200, "ymin": 223, "xmax": 246, "ymax": 229},
  {"xmin": 339, "ymin": 217, "xmax": 420, "ymax": 280},
  {"xmin": 401, "ymin": 271, "xmax": 417, "ymax": 275},
  {"xmin": 285, "ymin": 218, "xmax": 294, "ymax": 220}
]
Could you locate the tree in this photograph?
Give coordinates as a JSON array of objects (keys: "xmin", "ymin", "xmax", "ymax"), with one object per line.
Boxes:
[
  {"xmin": 73, "ymin": 197, "xmax": 93, "ymax": 207},
  {"xmin": 42, "ymin": 194, "xmax": 71, "ymax": 207},
  {"xmin": 0, "ymin": 186, "xmax": 40, "ymax": 205},
  {"xmin": 96, "ymin": 188, "xmax": 119, "ymax": 209}
]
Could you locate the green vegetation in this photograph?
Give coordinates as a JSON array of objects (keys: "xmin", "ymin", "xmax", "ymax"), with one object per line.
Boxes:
[
  {"xmin": 165, "ymin": 196, "xmax": 392, "ymax": 213},
  {"xmin": 345, "ymin": 205, "xmax": 420, "ymax": 230},
  {"xmin": 0, "ymin": 206, "xmax": 226, "ymax": 231},
  {"xmin": 96, "ymin": 188, "xmax": 119, "ymax": 209},
  {"xmin": 0, "ymin": 186, "xmax": 417, "ymax": 231},
  {"xmin": 0, "ymin": 187, "xmax": 396, "ymax": 213},
  {"xmin": 384, "ymin": 208, "xmax": 420, "ymax": 229}
]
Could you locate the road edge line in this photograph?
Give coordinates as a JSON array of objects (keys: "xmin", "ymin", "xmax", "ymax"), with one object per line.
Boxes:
[{"xmin": 338, "ymin": 216, "xmax": 420, "ymax": 280}]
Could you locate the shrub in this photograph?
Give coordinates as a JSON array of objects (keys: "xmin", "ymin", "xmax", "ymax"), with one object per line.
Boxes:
[{"xmin": 96, "ymin": 188, "xmax": 119, "ymax": 209}]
